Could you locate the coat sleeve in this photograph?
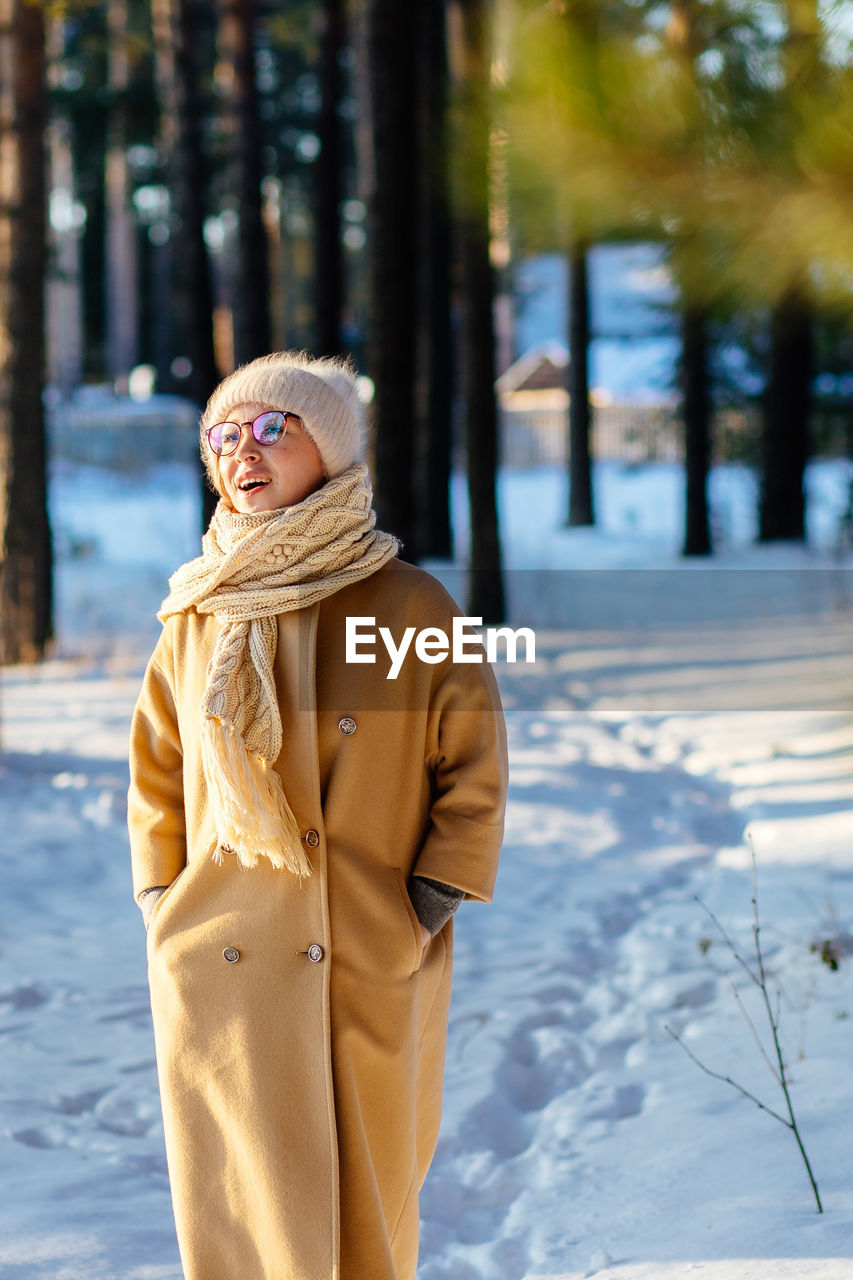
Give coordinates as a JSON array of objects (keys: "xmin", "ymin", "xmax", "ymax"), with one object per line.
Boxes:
[
  {"xmin": 127, "ymin": 629, "xmax": 188, "ymax": 902},
  {"xmin": 413, "ymin": 654, "xmax": 508, "ymax": 903}
]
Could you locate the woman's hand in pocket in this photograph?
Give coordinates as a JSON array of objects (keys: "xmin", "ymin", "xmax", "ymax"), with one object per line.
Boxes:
[
  {"xmin": 419, "ymin": 922, "xmax": 432, "ymax": 950},
  {"xmin": 139, "ymin": 886, "xmax": 168, "ymax": 930}
]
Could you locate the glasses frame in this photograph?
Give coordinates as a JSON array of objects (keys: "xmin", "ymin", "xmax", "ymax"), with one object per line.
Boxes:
[{"xmin": 206, "ymin": 410, "xmax": 296, "ymax": 457}]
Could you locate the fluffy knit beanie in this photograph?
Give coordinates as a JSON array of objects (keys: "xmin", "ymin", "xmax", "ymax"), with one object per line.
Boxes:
[{"xmin": 200, "ymin": 351, "xmax": 365, "ymax": 491}]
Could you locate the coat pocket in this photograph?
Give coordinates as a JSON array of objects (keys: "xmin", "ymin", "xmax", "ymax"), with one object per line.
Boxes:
[
  {"xmin": 145, "ymin": 865, "xmax": 187, "ymax": 952},
  {"xmin": 392, "ymin": 867, "xmax": 425, "ymax": 976}
]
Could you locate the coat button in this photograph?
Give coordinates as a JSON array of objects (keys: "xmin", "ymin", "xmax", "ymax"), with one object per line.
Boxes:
[
  {"xmin": 304, "ymin": 829, "xmax": 320, "ymax": 848},
  {"xmin": 223, "ymin": 947, "xmax": 240, "ymax": 963},
  {"xmin": 338, "ymin": 716, "xmax": 357, "ymax": 735},
  {"xmin": 307, "ymin": 943, "xmax": 324, "ymax": 963}
]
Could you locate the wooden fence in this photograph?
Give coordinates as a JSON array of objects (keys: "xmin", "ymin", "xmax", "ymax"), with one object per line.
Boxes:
[{"xmin": 500, "ymin": 401, "xmax": 852, "ymax": 468}]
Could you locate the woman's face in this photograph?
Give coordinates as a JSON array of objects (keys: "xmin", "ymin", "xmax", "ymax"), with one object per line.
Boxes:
[{"xmin": 213, "ymin": 402, "xmax": 326, "ymax": 513}]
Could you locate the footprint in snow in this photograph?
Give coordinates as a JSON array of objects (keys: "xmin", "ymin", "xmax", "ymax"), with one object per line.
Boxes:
[
  {"xmin": 419, "ymin": 1169, "xmax": 529, "ymax": 1272},
  {"xmin": 593, "ymin": 1034, "xmax": 638, "ymax": 1071},
  {"xmin": 12, "ymin": 1122, "xmax": 68, "ymax": 1149},
  {"xmin": 53, "ymin": 1086, "xmax": 112, "ymax": 1116},
  {"xmin": 0, "ymin": 982, "xmax": 50, "ymax": 1011},
  {"xmin": 94, "ymin": 1088, "xmax": 159, "ymax": 1137},
  {"xmin": 585, "ymin": 1082, "xmax": 646, "ymax": 1121},
  {"xmin": 498, "ymin": 1012, "xmax": 593, "ymax": 1114},
  {"xmin": 451, "ymin": 1008, "xmax": 594, "ymax": 1166},
  {"xmin": 458, "ymin": 1095, "xmax": 532, "ymax": 1161},
  {"xmin": 671, "ymin": 978, "xmax": 716, "ymax": 1010}
]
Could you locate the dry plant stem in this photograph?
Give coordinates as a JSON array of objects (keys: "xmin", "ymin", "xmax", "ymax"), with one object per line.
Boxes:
[
  {"xmin": 695, "ymin": 894, "xmax": 761, "ymax": 989},
  {"xmin": 664, "ymin": 1027, "xmax": 789, "ymax": 1126},
  {"xmin": 748, "ymin": 848, "xmax": 823, "ymax": 1214},
  {"xmin": 697, "ymin": 899, "xmax": 785, "ymax": 1082},
  {"xmin": 667, "ymin": 845, "xmax": 823, "ymax": 1214},
  {"xmin": 720, "ymin": 968, "xmax": 782, "ymax": 1085}
]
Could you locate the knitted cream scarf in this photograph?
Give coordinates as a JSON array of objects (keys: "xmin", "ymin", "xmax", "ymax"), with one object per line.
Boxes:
[{"xmin": 159, "ymin": 463, "xmax": 398, "ymax": 874}]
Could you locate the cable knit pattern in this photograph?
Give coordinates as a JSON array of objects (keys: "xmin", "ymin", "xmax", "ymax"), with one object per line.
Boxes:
[{"xmin": 158, "ymin": 464, "xmax": 398, "ymax": 872}]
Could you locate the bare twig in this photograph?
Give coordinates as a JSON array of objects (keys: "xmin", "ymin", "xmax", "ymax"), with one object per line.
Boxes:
[
  {"xmin": 695, "ymin": 894, "xmax": 760, "ymax": 989},
  {"xmin": 747, "ymin": 841, "xmax": 823, "ymax": 1214},
  {"xmin": 719, "ymin": 967, "xmax": 782, "ymax": 1086},
  {"xmin": 670, "ymin": 842, "xmax": 823, "ymax": 1214},
  {"xmin": 664, "ymin": 1025, "xmax": 789, "ymax": 1125}
]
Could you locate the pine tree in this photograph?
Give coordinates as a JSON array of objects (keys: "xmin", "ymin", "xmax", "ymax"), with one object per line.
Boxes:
[
  {"xmin": 0, "ymin": 0, "xmax": 52, "ymax": 663},
  {"xmin": 218, "ymin": 0, "xmax": 271, "ymax": 364},
  {"xmin": 365, "ymin": 0, "xmax": 418, "ymax": 554},
  {"xmin": 450, "ymin": 0, "xmax": 504, "ymax": 621}
]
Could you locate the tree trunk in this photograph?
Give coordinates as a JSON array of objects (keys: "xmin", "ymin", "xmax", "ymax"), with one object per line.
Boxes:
[
  {"xmin": 153, "ymin": 0, "xmax": 219, "ymax": 405},
  {"xmin": 105, "ymin": 0, "xmax": 138, "ymax": 386},
  {"xmin": 46, "ymin": 113, "xmax": 84, "ymax": 395},
  {"xmin": 681, "ymin": 304, "xmax": 712, "ymax": 555},
  {"xmin": 756, "ymin": 0, "xmax": 818, "ymax": 544},
  {"xmin": 759, "ymin": 288, "xmax": 812, "ymax": 541},
  {"xmin": 219, "ymin": 0, "xmax": 271, "ymax": 365},
  {"xmin": 450, "ymin": 0, "xmax": 504, "ymax": 622},
  {"xmin": 365, "ymin": 0, "xmax": 418, "ymax": 554},
  {"xmin": 415, "ymin": 0, "xmax": 453, "ymax": 559},
  {"xmin": 74, "ymin": 60, "xmax": 108, "ymax": 381},
  {"xmin": 567, "ymin": 240, "xmax": 594, "ymax": 526},
  {"xmin": 0, "ymin": 0, "xmax": 52, "ymax": 663},
  {"xmin": 315, "ymin": 0, "xmax": 345, "ymax": 357},
  {"xmin": 152, "ymin": 0, "xmax": 220, "ymax": 525}
]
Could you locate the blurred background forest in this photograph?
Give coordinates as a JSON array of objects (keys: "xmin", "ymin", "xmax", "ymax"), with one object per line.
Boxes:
[{"xmin": 1, "ymin": 0, "xmax": 852, "ymax": 663}]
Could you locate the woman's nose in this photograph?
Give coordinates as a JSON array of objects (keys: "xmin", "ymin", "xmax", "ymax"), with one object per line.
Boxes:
[{"xmin": 233, "ymin": 424, "xmax": 260, "ymax": 458}]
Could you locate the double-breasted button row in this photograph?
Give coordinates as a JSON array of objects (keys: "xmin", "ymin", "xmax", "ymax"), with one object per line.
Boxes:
[
  {"xmin": 304, "ymin": 829, "xmax": 320, "ymax": 848},
  {"xmin": 225, "ymin": 944, "xmax": 325, "ymax": 964},
  {"xmin": 338, "ymin": 716, "xmax": 357, "ymax": 735}
]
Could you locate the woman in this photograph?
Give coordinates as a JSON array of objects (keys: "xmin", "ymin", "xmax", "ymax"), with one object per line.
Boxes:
[{"xmin": 128, "ymin": 351, "xmax": 508, "ymax": 1280}]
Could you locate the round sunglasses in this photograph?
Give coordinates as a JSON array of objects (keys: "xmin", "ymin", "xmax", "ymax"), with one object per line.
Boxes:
[{"xmin": 206, "ymin": 410, "xmax": 296, "ymax": 457}]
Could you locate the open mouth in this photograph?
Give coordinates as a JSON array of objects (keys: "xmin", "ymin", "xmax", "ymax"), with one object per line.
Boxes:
[{"xmin": 238, "ymin": 479, "xmax": 269, "ymax": 493}]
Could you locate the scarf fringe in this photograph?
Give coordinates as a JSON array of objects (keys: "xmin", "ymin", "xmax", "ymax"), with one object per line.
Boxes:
[{"xmin": 201, "ymin": 717, "xmax": 312, "ymax": 876}]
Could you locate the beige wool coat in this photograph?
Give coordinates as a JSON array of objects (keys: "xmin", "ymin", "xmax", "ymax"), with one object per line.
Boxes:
[{"xmin": 127, "ymin": 558, "xmax": 508, "ymax": 1280}]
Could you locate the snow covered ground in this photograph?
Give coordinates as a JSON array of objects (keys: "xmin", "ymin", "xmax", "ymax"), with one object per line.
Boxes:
[{"xmin": 1, "ymin": 458, "xmax": 852, "ymax": 1279}]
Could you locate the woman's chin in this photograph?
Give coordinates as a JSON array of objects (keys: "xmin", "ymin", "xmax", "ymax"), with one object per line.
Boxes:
[{"xmin": 230, "ymin": 488, "xmax": 278, "ymax": 514}]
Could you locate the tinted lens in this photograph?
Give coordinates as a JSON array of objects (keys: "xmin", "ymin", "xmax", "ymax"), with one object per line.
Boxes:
[
  {"xmin": 208, "ymin": 422, "xmax": 241, "ymax": 455},
  {"xmin": 207, "ymin": 411, "xmax": 288, "ymax": 456},
  {"xmin": 252, "ymin": 410, "xmax": 286, "ymax": 445}
]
